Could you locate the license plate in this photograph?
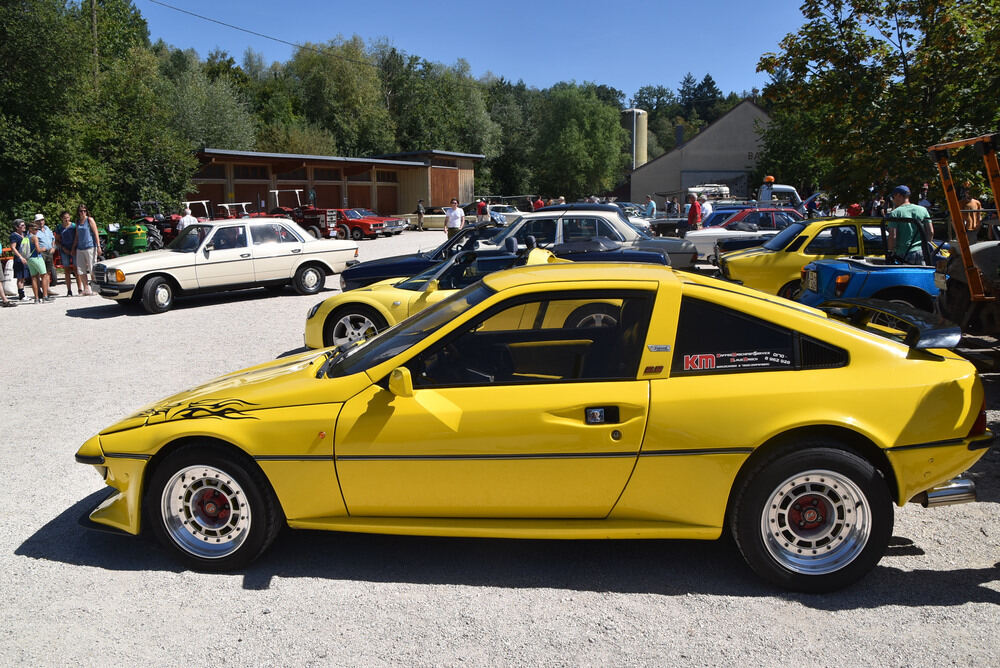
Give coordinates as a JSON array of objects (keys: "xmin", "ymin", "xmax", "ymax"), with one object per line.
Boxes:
[
  {"xmin": 934, "ymin": 273, "xmax": 947, "ymax": 290},
  {"xmin": 807, "ymin": 270, "xmax": 818, "ymax": 293}
]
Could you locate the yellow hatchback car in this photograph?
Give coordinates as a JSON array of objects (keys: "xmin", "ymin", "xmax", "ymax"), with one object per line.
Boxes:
[
  {"xmin": 304, "ymin": 248, "xmax": 564, "ymax": 349},
  {"xmin": 76, "ymin": 263, "xmax": 992, "ymax": 592},
  {"xmin": 718, "ymin": 217, "xmax": 887, "ymax": 298}
]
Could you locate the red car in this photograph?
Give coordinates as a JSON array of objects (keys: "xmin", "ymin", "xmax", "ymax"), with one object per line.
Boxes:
[
  {"xmin": 332, "ymin": 209, "xmax": 385, "ymax": 240},
  {"xmin": 351, "ymin": 208, "xmax": 407, "ymax": 236}
]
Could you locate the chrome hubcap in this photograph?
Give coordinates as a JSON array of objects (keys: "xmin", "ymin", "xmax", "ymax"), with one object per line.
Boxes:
[
  {"xmin": 302, "ymin": 268, "xmax": 321, "ymax": 290},
  {"xmin": 761, "ymin": 469, "xmax": 871, "ymax": 575},
  {"xmin": 161, "ymin": 465, "xmax": 251, "ymax": 559},
  {"xmin": 332, "ymin": 313, "xmax": 378, "ymax": 347},
  {"xmin": 154, "ymin": 284, "xmax": 171, "ymax": 307},
  {"xmin": 577, "ymin": 312, "xmax": 617, "ymax": 328}
]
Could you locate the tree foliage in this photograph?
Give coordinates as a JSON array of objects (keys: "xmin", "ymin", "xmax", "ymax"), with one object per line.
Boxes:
[{"xmin": 757, "ymin": 0, "xmax": 1000, "ymax": 202}]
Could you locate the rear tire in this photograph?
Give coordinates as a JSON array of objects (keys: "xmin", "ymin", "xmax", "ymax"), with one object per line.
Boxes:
[
  {"xmin": 145, "ymin": 442, "xmax": 283, "ymax": 571},
  {"xmin": 778, "ymin": 281, "xmax": 801, "ymax": 300},
  {"xmin": 141, "ymin": 276, "xmax": 174, "ymax": 314},
  {"xmin": 335, "ymin": 224, "xmax": 350, "ymax": 240},
  {"xmin": 145, "ymin": 225, "xmax": 164, "ymax": 251},
  {"xmin": 293, "ymin": 264, "xmax": 325, "ymax": 295},
  {"xmin": 730, "ymin": 445, "xmax": 892, "ymax": 593}
]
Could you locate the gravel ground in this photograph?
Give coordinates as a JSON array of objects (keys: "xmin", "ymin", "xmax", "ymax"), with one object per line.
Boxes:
[{"xmin": 2, "ymin": 230, "xmax": 999, "ymax": 665}]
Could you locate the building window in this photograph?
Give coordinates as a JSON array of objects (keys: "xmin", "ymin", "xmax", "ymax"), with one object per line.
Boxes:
[
  {"xmin": 196, "ymin": 164, "xmax": 225, "ymax": 179},
  {"xmin": 276, "ymin": 167, "xmax": 307, "ymax": 180},
  {"xmin": 314, "ymin": 168, "xmax": 341, "ymax": 181},
  {"xmin": 234, "ymin": 165, "xmax": 269, "ymax": 180},
  {"xmin": 376, "ymin": 170, "xmax": 398, "ymax": 183},
  {"xmin": 431, "ymin": 158, "xmax": 457, "ymax": 168},
  {"xmin": 347, "ymin": 171, "xmax": 371, "ymax": 182}
]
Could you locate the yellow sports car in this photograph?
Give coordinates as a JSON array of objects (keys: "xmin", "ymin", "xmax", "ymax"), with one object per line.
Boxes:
[
  {"xmin": 719, "ymin": 217, "xmax": 888, "ymax": 298},
  {"xmin": 76, "ymin": 263, "xmax": 992, "ymax": 592},
  {"xmin": 304, "ymin": 247, "xmax": 564, "ymax": 349}
]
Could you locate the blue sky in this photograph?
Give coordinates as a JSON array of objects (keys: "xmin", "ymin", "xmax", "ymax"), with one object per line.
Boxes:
[{"xmin": 139, "ymin": 0, "xmax": 806, "ymax": 100}]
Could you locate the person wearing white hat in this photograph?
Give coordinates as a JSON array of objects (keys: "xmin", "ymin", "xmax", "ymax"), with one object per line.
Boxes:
[{"xmin": 34, "ymin": 213, "xmax": 59, "ymax": 293}]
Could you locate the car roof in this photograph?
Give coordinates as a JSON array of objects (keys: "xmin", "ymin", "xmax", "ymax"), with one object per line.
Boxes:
[
  {"xmin": 533, "ymin": 203, "xmax": 622, "ymax": 214},
  {"xmin": 481, "ymin": 261, "xmax": 675, "ymax": 292}
]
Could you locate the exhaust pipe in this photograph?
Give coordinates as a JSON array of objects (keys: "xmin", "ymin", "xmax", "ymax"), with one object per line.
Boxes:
[{"xmin": 913, "ymin": 477, "xmax": 977, "ymax": 508}]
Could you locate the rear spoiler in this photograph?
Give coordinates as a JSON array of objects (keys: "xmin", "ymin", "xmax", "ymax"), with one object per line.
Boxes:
[{"xmin": 819, "ymin": 298, "xmax": 961, "ymax": 349}]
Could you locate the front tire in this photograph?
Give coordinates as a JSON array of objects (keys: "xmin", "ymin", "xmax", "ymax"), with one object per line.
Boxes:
[
  {"xmin": 293, "ymin": 264, "xmax": 325, "ymax": 295},
  {"xmin": 324, "ymin": 305, "xmax": 388, "ymax": 347},
  {"xmin": 146, "ymin": 443, "xmax": 283, "ymax": 571},
  {"xmin": 307, "ymin": 225, "xmax": 322, "ymax": 239},
  {"xmin": 350, "ymin": 227, "xmax": 365, "ymax": 241},
  {"xmin": 730, "ymin": 445, "xmax": 892, "ymax": 593},
  {"xmin": 141, "ymin": 276, "xmax": 174, "ymax": 314}
]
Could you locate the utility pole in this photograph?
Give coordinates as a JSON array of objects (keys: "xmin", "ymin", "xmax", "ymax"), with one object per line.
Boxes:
[{"xmin": 91, "ymin": 0, "xmax": 98, "ymax": 89}]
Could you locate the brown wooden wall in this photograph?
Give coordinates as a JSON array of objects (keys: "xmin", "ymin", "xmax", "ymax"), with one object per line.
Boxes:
[
  {"xmin": 347, "ymin": 185, "xmax": 371, "ymax": 208},
  {"xmin": 376, "ymin": 186, "xmax": 397, "ymax": 216},
  {"xmin": 314, "ymin": 184, "xmax": 342, "ymax": 208},
  {"xmin": 430, "ymin": 168, "xmax": 459, "ymax": 206}
]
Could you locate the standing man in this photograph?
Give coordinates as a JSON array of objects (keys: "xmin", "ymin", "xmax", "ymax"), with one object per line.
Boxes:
[
  {"xmin": 959, "ymin": 189, "xmax": 983, "ymax": 235},
  {"xmin": 72, "ymin": 204, "xmax": 100, "ymax": 295},
  {"xmin": 445, "ymin": 198, "xmax": 465, "ymax": 239},
  {"xmin": 699, "ymin": 195, "xmax": 713, "ymax": 221},
  {"xmin": 177, "ymin": 207, "xmax": 197, "ymax": 232},
  {"xmin": 34, "ymin": 213, "xmax": 59, "ymax": 292},
  {"xmin": 532, "ymin": 195, "xmax": 545, "ymax": 211},
  {"xmin": 684, "ymin": 193, "xmax": 701, "ymax": 236},
  {"xmin": 416, "ymin": 199, "xmax": 425, "ymax": 231},
  {"xmin": 476, "ymin": 198, "xmax": 487, "ymax": 222},
  {"xmin": 642, "ymin": 195, "xmax": 656, "ymax": 218},
  {"xmin": 886, "ymin": 185, "xmax": 933, "ymax": 265}
]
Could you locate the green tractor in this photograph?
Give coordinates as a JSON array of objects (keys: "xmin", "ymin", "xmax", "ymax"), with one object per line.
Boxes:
[{"xmin": 97, "ymin": 218, "xmax": 150, "ymax": 260}]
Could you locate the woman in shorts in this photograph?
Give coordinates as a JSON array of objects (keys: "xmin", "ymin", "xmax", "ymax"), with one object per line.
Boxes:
[
  {"xmin": 25, "ymin": 221, "xmax": 53, "ymax": 303},
  {"xmin": 72, "ymin": 204, "xmax": 101, "ymax": 295}
]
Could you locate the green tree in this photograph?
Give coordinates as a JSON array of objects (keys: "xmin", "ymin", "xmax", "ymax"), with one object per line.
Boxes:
[
  {"xmin": 757, "ymin": 0, "xmax": 1000, "ymax": 202},
  {"xmin": 164, "ymin": 67, "xmax": 256, "ymax": 150},
  {"xmin": 288, "ymin": 36, "xmax": 395, "ymax": 156},
  {"xmin": 533, "ymin": 83, "xmax": 628, "ymax": 198}
]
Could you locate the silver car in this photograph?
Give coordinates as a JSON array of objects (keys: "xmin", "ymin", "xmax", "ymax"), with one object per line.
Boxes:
[{"xmin": 487, "ymin": 204, "xmax": 697, "ymax": 268}]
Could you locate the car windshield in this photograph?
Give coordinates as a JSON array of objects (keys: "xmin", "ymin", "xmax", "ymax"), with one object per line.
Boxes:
[
  {"xmin": 762, "ymin": 222, "xmax": 808, "ymax": 251},
  {"xmin": 355, "ymin": 209, "xmax": 377, "ymax": 217},
  {"xmin": 397, "ymin": 254, "xmax": 519, "ymax": 292},
  {"xmin": 344, "ymin": 210, "xmax": 362, "ymax": 220},
  {"xmin": 704, "ymin": 211, "xmax": 739, "ymax": 227},
  {"xmin": 168, "ymin": 224, "xmax": 211, "ymax": 252},
  {"xmin": 323, "ymin": 283, "xmax": 494, "ymax": 378}
]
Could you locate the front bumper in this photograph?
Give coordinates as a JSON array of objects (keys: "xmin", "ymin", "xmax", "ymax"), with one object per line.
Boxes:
[
  {"xmin": 96, "ymin": 281, "xmax": 136, "ymax": 299},
  {"xmin": 75, "ymin": 435, "xmax": 147, "ymax": 535}
]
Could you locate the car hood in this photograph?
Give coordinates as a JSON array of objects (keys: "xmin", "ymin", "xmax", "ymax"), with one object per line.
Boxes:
[
  {"xmin": 99, "ymin": 248, "xmax": 193, "ymax": 272},
  {"xmin": 722, "ymin": 246, "xmax": 773, "ymax": 263},
  {"xmin": 99, "ymin": 348, "xmax": 370, "ymax": 435},
  {"xmin": 345, "ymin": 252, "xmax": 427, "ymax": 273},
  {"xmin": 633, "ymin": 238, "xmax": 696, "ymax": 253}
]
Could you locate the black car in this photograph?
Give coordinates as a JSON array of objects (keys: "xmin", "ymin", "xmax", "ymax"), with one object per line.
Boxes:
[{"xmin": 338, "ymin": 224, "xmax": 670, "ymax": 292}]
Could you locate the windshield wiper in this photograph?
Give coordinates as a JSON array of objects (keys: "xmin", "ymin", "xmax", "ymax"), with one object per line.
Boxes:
[{"xmin": 315, "ymin": 343, "xmax": 352, "ymax": 378}]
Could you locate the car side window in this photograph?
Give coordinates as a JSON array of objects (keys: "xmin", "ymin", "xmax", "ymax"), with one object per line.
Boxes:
[
  {"xmin": 861, "ymin": 225, "xmax": 886, "ymax": 255},
  {"xmin": 562, "ymin": 217, "xmax": 601, "ymax": 242},
  {"xmin": 250, "ymin": 223, "xmax": 296, "ymax": 244},
  {"xmin": 774, "ymin": 212, "xmax": 796, "ymax": 228},
  {"xmin": 212, "ymin": 226, "xmax": 248, "ymax": 249},
  {"xmin": 406, "ymin": 291, "xmax": 654, "ymax": 387},
  {"xmin": 597, "ymin": 219, "xmax": 624, "ymax": 241},
  {"xmin": 672, "ymin": 297, "xmax": 847, "ymax": 376},
  {"xmin": 804, "ymin": 225, "xmax": 859, "ymax": 255},
  {"xmin": 514, "ymin": 219, "xmax": 556, "ymax": 246}
]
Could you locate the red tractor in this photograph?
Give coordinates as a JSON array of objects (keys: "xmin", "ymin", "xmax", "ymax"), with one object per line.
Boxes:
[
  {"xmin": 268, "ymin": 189, "xmax": 337, "ymax": 238},
  {"xmin": 216, "ymin": 202, "xmax": 271, "ymax": 219}
]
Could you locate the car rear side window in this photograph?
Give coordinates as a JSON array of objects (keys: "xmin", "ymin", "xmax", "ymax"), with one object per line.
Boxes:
[
  {"xmin": 804, "ymin": 225, "xmax": 859, "ymax": 255},
  {"xmin": 671, "ymin": 297, "xmax": 847, "ymax": 376},
  {"xmin": 514, "ymin": 219, "xmax": 556, "ymax": 245}
]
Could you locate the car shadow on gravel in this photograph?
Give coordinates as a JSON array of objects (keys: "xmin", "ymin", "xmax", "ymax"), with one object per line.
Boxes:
[
  {"xmin": 63, "ymin": 286, "xmax": 337, "ymax": 319},
  {"xmin": 20, "ymin": 491, "xmax": 1000, "ymax": 608}
]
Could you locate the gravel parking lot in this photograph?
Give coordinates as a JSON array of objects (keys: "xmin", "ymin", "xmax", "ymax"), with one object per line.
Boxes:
[{"xmin": 2, "ymin": 230, "xmax": 999, "ymax": 665}]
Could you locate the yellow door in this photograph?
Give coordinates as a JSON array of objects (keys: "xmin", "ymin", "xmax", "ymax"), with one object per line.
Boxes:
[{"xmin": 334, "ymin": 380, "xmax": 649, "ymax": 518}]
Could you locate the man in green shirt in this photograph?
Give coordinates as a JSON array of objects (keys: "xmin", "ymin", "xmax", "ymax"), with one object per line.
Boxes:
[{"xmin": 887, "ymin": 185, "xmax": 933, "ymax": 265}]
